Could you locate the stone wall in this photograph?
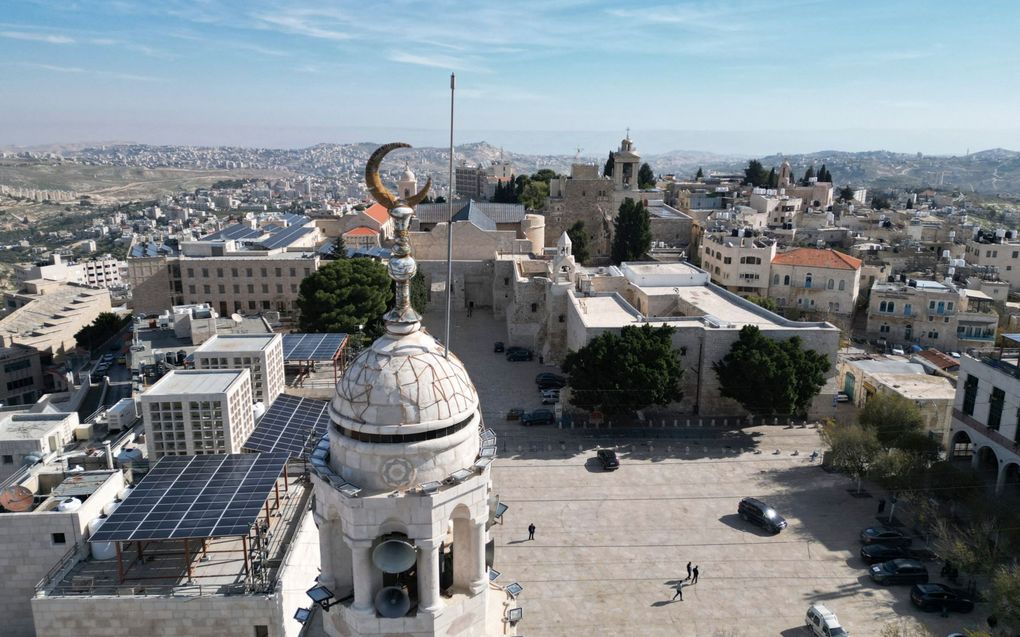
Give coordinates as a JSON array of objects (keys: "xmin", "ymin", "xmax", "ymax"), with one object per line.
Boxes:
[
  {"xmin": 416, "ymin": 260, "xmax": 496, "ymax": 311},
  {"xmin": 128, "ymin": 256, "xmax": 174, "ymax": 315},
  {"xmin": 542, "ymin": 177, "xmax": 614, "ymax": 257}
]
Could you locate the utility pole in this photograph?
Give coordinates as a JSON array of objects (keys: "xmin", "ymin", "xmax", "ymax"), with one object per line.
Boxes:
[{"xmin": 444, "ymin": 73, "xmax": 455, "ymax": 359}]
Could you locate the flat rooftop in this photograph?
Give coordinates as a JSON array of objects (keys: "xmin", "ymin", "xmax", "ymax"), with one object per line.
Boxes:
[
  {"xmin": 0, "ymin": 413, "xmax": 73, "ymax": 440},
  {"xmin": 869, "ymin": 372, "xmax": 956, "ymax": 401},
  {"xmin": 143, "ymin": 369, "xmax": 247, "ymax": 396},
  {"xmin": 670, "ymin": 285, "xmax": 782, "ymax": 327},
  {"xmin": 194, "ymin": 333, "xmax": 278, "ymax": 354}
]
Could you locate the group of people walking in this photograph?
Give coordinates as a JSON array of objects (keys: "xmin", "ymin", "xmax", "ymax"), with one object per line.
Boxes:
[{"xmin": 671, "ymin": 562, "xmax": 699, "ymax": 600}]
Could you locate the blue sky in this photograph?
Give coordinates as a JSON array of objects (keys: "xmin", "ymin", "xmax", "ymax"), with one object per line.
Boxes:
[{"xmin": 1, "ymin": 0, "xmax": 1018, "ymax": 154}]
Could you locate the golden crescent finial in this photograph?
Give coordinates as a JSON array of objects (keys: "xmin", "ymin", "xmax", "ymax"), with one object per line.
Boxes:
[{"xmin": 365, "ymin": 143, "xmax": 431, "ymax": 209}]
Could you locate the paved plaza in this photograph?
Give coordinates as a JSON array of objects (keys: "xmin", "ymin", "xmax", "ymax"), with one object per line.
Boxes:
[{"xmin": 428, "ymin": 309, "xmax": 989, "ymax": 636}]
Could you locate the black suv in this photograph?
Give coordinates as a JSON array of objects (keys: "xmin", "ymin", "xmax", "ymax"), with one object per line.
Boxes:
[
  {"xmin": 535, "ymin": 372, "xmax": 567, "ymax": 390},
  {"xmin": 520, "ymin": 409, "xmax": 555, "ymax": 426},
  {"xmin": 596, "ymin": 449, "xmax": 619, "ymax": 471},
  {"xmin": 737, "ymin": 497, "xmax": 787, "ymax": 534}
]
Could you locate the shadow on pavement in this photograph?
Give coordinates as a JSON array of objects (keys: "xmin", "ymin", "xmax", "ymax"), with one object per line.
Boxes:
[{"xmin": 717, "ymin": 513, "xmax": 777, "ymax": 537}]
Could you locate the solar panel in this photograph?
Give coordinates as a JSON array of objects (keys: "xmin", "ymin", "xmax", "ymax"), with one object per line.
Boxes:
[
  {"xmin": 260, "ymin": 225, "xmax": 312, "ymax": 250},
  {"xmin": 89, "ymin": 452, "xmax": 289, "ymax": 543},
  {"xmin": 202, "ymin": 224, "xmax": 264, "ymax": 241},
  {"xmin": 283, "ymin": 333, "xmax": 347, "ymax": 362},
  {"xmin": 243, "ymin": 395, "xmax": 331, "ymax": 459}
]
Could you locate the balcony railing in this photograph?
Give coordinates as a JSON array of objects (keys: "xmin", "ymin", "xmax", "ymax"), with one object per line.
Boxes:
[{"xmin": 953, "ymin": 408, "xmax": 1020, "ymax": 452}]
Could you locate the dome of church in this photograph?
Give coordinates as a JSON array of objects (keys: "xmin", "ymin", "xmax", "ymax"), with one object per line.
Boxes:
[
  {"xmin": 400, "ymin": 165, "xmax": 416, "ymax": 181},
  {"xmin": 329, "ymin": 329, "xmax": 478, "ymax": 435}
]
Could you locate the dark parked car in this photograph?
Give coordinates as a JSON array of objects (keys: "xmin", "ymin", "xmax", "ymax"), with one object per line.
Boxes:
[
  {"xmin": 505, "ymin": 408, "xmax": 524, "ymax": 421},
  {"xmin": 494, "ymin": 341, "xmax": 505, "ymax": 353},
  {"xmin": 860, "ymin": 527, "xmax": 912, "ymax": 546},
  {"xmin": 535, "ymin": 372, "xmax": 567, "ymax": 389},
  {"xmin": 910, "ymin": 584, "xmax": 974, "ymax": 613},
  {"xmin": 737, "ymin": 497, "xmax": 787, "ymax": 534},
  {"xmin": 520, "ymin": 409, "xmax": 555, "ymax": 426},
  {"xmin": 506, "ymin": 347, "xmax": 533, "ymax": 361},
  {"xmin": 860, "ymin": 543, "xmax": 937, "ymax": 565},
  {"xmin": 596, "ymin": 449, "xmax": 619, "ymax": 471},
  {"xmin": 869, "ymin": 559, "xmax": 929, "ymax": 585}
]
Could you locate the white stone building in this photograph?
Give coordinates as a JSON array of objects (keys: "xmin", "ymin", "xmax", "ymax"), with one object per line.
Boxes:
[
  {"xmin": 1, "ymin": 280, "xmax": 112, "ymax": 356},
  {"xmin": 0, "ymin": 411, "xmax": 80, "ymax": 481},
  {"xmin": 698, "ymin": 230, "xmax": 777, "ymax": 295},
  {"xmin": 140, "ymin": 369, "xmax": 255, "ymax": 458},
  {"xmin": 192, "ymin": 333, "xmax": 285, "ymax": 405},
  {"xmin": 768, "ymin": 247, "xmax": 863, "ymax": 317}
]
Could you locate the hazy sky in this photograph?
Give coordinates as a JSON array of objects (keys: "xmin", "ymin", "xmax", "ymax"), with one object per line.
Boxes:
[{"xmin": 1, "ymin": 0, "xmax": 1018, "ymax": 155}]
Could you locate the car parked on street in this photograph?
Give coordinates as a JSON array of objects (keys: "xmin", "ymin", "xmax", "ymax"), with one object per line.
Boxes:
[
  {"xmin": 506, "ymin": 347, "xmax": 533, "ymax": 361},
  {"xmin": 860, "ymin": 543, "xmax": 937, "ymax": 565},
  {"xmin": 596, "ymin": 449, "xmax": 619, "ymax": 471},
  {"xmin": 869, "ymin": 559, "xmax": 928, "ymax": 585},
  {"xmin": 860, "ymin": 527, "xmax": 912, "ymax": 546},
  {"xmin": 505, "ymin": 408, "xmax": 524, "ymax": 421},
  {"xmin": 535, "ymin": 372, "xmax": 566, "ymax": 389},
  {"xmin": 805, "ymin": 604, "xmax": 848, "ymax": 637},
  {"xmin": 910, "ymin": 584, "xmax": 974, "ymax": 613},
  {"xmin": 493, "ymin": 341, "xmax": 504, "ymax": 353},
  {"xmin": 737, "ymin": 497, "xmax": 787, "ymax": 534},
  {"xmin": 520, "ymin": 409, "xmax": 555, "ymax": 426},
  {"xmin": 541, "ymin": 389, "xmax": 560, "ymax": 405}
]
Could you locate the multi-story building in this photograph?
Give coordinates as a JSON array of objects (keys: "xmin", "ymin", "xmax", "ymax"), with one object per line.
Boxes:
[
  {"xmin": 126, "ymin": 239, "xmax": 182, "ymax": 315},
  {"xmin": 963, "ymin": 228, "xmax": 1020, "ymax": 291},
  {"xmin": 949, "ymin": 343, "xmax": 1020, "ymax": 495},
  {"xmin": 454, "ymin": 160, "xmax": 515, "ymax": 200},
  {"xmin": 748, "ymin": 189, "xmax": 803, "ymax": 227},
  {"xmin": 768, "ymin": 248, "xmax": 862, "ymax": 317},
  {"xmin": 128, "ymin": 217, "xmax": 323, "ymax": 319},
  {"xmin": 192, "ymin": 334, "xmax": 284, "ymax": 405},
  {"xmin": 866, "ymin": 278, "xmax": 998, "ymax": 352},
  {"xmin": 0, "ymin": 344, "xmax": 45, "ymax": 407},
  {"xmin": 15, "ymin": 254, "xmax": 127, "ymax": 290},
  {"xmin": 0, "ymin": 411, "xmax": 80, "ymax": 481},
  {"xmin": 543, "ymin": 163, "xmax": 615, "ymax": 257},
  {"xmin": 140, "ymin": 369, "xmax": 255, "ymax": 458},
  {"xmin": 0, "ymin": 280, "xmax": 112, "ymax": 356},
  {"xmin": 698, "ymin": 230, "xmax": 776, "ymax": 295},
  {"xmin": 78, "ymin": 256, "xmax": 126, "ymax": 288}
]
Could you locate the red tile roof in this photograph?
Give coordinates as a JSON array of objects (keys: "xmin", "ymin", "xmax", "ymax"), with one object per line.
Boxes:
[
  {"xmin": 916, "ymin": 348, "xmax": 959, "ymax": 370},
  {"xmin": 345, "ymin": 226, "xmax": 379, "ymax": 237},
  {"xmin": 772, "ymin": 248, "xmax": 862, "ymax": 270},
  {"xmin": 364, "ymin": 203, "xmax": 389, "ymax": 225}
]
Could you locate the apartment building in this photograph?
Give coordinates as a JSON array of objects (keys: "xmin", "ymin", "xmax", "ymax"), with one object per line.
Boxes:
[
  {"xmin": 192, "ymin": 333, "xmax": 284, "ymax": 405},
  {"xmin": 748, "ymin": 189, "xmax": 803, "ymax": 227},
  {"xmin": 140, "ymin": 369, "xmax": 255, "ymax": 458},
  {"xmin": 964, "ymin": 228, "xmax": 1020, "ymax": 291},
  {"xmin": 0, "ymin": 411, "xmax": 80, "ymax": 481},
  {"xmin": 950, "ymin": 345, "xmax": 1020, "ymax": 495},
  {"xmin": 0, "ymin": 344, "xmax": 45, "ymax": 407},
  {"xmin": 698, "ymin": 230, "xmax": 776, "ymax": 295},
  {"xmin": 15, "ymin": 253, "xmax": 127, "ymax": 290},
  {"xmin": 126, "ymin": 240, "xmax": 182, "ymax": 315},
  {"xmin": 866, "ymin": 278, "xmax": 998, "ymax": 352},
  {"xmin": 768, "ymin": 248, "xmax": 862, "ymax": 317}
]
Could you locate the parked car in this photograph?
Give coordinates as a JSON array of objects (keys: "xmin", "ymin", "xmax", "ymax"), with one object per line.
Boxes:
[
  {"xmin": 737, "ymin": 497, "xmax": 787, "ymax": 534},
  {"xmin": 505, "ymin": 408, "xmax": 524, "ymax": 421},
  {"xmin": 805, "ymin": 604, "xmax": 849, "ymax": 637},
  {"xmin": 910, "ymin": 584, "xmax": 974, "ymax": 613},
  {"xmin": 520, "ymin": 409, "xmax": 555, "ymax": 426},
  {"xmin": 493, "ymin": 341, "xmax": 505, "ymax": 353},
  {"xmin": 541, "ymin": 389, "xmax": 560, "ymax": 405},
  {"xmin": 869, "ymin": 559, "xmax": 929, "ymax": 585},
  {"xmin": 506, "ymin": 347, "xmax": 533, "ymax": 361},
  {"xmin": 860, "ymin": 544, "xmax": 937, "ymax": 565},
  {"xmin": 835, "ymin": 392, "xmax": 851, "ymax": 403},
  {"xmin": 860, "ymin": 527, "xmax": 912, "ymax": 547},
  {"xmin": 535, "ymin": 372, "xmax": 567, "ymax": 389},
  {"xmin": 891, "ymin": 345, "xmax": 906, "ymax": 356},
  {"xmin": 596, "ymin": 449, "xmax": 619, "ymax": 471}
]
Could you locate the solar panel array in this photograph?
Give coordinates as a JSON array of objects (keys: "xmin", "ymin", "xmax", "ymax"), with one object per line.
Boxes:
[
  {"xmin": 283, "ymin": 333, "xmax": 347, "ymax": 361},
  {"xmin": 90, "ymin": 453, "xmax": 289, "ymax": 543},
  {"xmin": 202, "ymin": 224, "xmax": 264, "ymax": 241},
  {"xmin": 244, "ymin": 394, "xmax": 331, "ymax": 459},
  {"xmin": 260, "ymin": 225, "xmax": 313, "ymax": 250}
]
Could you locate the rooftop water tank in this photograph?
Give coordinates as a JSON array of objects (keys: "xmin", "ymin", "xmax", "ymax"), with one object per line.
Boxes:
[
  {"xmin": 88, "ymin": 514, "xmax": 117, "ymax": 560},
  {"xmin": 57, "ymin": 497, "xmax": 82, "ymax": 513},
  {"xmin": 253, "ymin": 402, "xmax": 267, "ymax": 421}
]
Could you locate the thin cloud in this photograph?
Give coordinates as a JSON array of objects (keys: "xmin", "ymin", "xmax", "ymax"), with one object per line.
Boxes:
[
  {"xmin": 387, "ymin": 51, "xmax": 488, "ymax": 73},
  {"xmin": 1, "ymin": 30, "xmax": 75, "ymax": 44},
  {"xmin": 252, "ymin": 8, "xmax": 353, "ymax": 41},
  {"xmin": 10, "ymin": 62, "xmax": 161, "ymax": 82}
]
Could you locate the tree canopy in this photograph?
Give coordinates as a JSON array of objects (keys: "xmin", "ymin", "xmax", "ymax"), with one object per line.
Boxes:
[
  {"xmin": 562, "ymin": 324, "xmax": 683, "ymax": 416},
  {"xmin": 603, "ymin": 151, "xmax": 615, "ymax": 177},
  {"xmin": 858, "ymin": 392, "xmax": 929, "ymax": 450},
  {"xmin": 297, "ymin": 258, "xmax": 391, "ymax": 339},
  {"xmin": 638, "ymin": 162, "xmax": 656, "ymax": 189},
  {"xmin": 745, "ymin": 295, "xmax": 777, "ymax": 312},
  {"xmin": 838, "ymin": 185, "xmax": 855, "ymax": 202},
  {"xmin": 328, "ymin": 235, "xmax": 347, "ymax": 259},
  {"xmin": 871, "ymin": 195, "xmax": 891, "ymax": 210},
  {"xmin": 75, "ymin": 312, "xmax": 126, "ymax": 352},
  {"xmin": 410, "ymin": 270, "xmax": 428, "ymax": 315},
  {"xmin": 518, "ymin": 179, "xmax": 549, "ymax": 211},
  {"xmin": 491, "ymin": 178, "xmax": 518, "ymax": 203},
  {"xmin": 695, "ymin": 167, "xmax": 704, "ymax": 180},
  {"xmin": 611, "ymin": 197, "xmax": 651, "ymax": 264},
  {"xmin": 567, "ymin": 220, "xmax": 590, "ymax": 264},
  {"xmin": 801, "ymin": 166, "xmax": 816, "ymax": 185},
  {"xmin": 713, "ymin": 325, "xmax": 830, "ymax": 416},
  {"xmin": 766, "ymin": 167, "xmax": 778, "ymax": 188},
  {"xmin": 743, "ymin": 160, "xmax": 770, "ymax": 187},
  {"xmin": 821, "ymin": 421, "xmax": 881, "ymax": 494},
  {"xmin": 817, "ymin": 164, "xmax": 832, "ymax": 183}
]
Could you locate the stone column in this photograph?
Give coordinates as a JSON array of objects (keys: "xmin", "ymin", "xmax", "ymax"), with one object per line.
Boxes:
[
  {"xmin": 996, "ymin": 463, "xmax": 1007, "ymax": 495},
  {"xmin": 469, "ymin": 519, "xmax": 488, "ymax": 595},
  {"xmin": 349, "ymin": 539, "xmax": 375, "ymax": 614},
  {"xmin": 417, "ymin": 539, "xmax": 442, "ymax": 613}
]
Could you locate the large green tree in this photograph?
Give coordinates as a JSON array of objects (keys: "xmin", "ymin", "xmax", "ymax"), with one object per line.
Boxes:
[
  {"xmin": 695, "ymin": 167, "xmax": 704, "ymax": 180},
  {"xmin": 328, "ymin": 235, "xmax": 347, "ymax": 259},
  {"xmin": 611, "ymin": 197, "xmax": 651, "ymax": 264},
  {"xmin": 821, "ymin": 421, "xmax": 882, "ymax": 494},
  {"xmin": 562, "ymin": 324, "xmax": 683, "ymax": 416},
  {"xmin": 75, "ymin": 312, "xmax": 125, "ymax": 352},
  {"xmin": 713, "ymin": 325, "xmax": 830, "ymax": 416},
  {"xmin": 638, "ymin": 162, "xmax": 656, "ymax": 189},
  {"xmin": 297, "ymin": 258, "xmax": 390, "ymax": 339},
  {"xmin": 858, "ymin": 392, "xmax": 930, "ymax": 451},
  {"xmin": 410, "ymin": 270, "xmax": 429, "ymax": 314},
  {"xmin": 518, "ymin": 179, "xmax": 549, "ymax": 211},
  {"xmin": 567, "ymin": 221, "xmax": 590, "ymax": 264},
  {"xmin": 603, "ymin": 151, "xmax": 615, "ymax": 177},
  {"xmin": 743, "ymin": 160, "xmax": 769, "ymax": 187},
  {"xmin": 838, "ymin": 185, "xmax": 855, "ymax": 202}
]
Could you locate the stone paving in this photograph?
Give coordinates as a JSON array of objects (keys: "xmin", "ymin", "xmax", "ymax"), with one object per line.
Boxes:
[{"xmin": 430, "ymin": 309, "xmax": 988, "ymax": 636}]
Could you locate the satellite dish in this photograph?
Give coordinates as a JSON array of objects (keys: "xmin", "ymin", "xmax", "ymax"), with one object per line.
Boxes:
[
  {"xmin": 0, "ymin": 485, "xmax": 34, "ymax": 512},
  {"xmin": 231, "ymin": 313, "xmax": 243, "ymax": 324}
]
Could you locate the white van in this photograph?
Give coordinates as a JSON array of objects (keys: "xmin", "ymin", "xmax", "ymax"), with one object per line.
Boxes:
[{"xmin": 806, "ymin": 604, "xmax": 848, "ymax": 637}]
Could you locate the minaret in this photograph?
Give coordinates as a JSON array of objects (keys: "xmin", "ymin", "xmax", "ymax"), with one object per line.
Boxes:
[
  {"xmin": 778, "ymin": 159, "xmax": 792, "ymax": 188},
  {"xmin": 398, "ymin": 163, "xmax": 418, "ymax": 201},
  {"xmin": 310, "ymin": 143, "xmax": 497, "ymax": 636}
]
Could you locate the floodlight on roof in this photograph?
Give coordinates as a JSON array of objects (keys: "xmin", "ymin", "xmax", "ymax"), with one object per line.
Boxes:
[
  {"xmin": 419, "ymin": 481, "xmax": 442, "ymax": 494},
  {"xmin": 507, "ymin": 607, "xmax": 523, "ymax": 623},
  {"xmin": 473, "ymin": 456, "xmax": 493, "ymax": 471},
  {"xmin": 479, "ymin": 446, "xmax": 496, "ymax": 458},
  {"xmin": 488, "ymin": 568, "xmax": 501, "ymax": 581},
  {"xmin": 505, "ymin": 582, "xmax": 523, "ymax": 598},
  {"xmin": 307, "ymin": 584, "xmax": 333, "ymax": 604},
  {"xmin": 450, "ymin": 469, "xmax": 473, "ymax": 483},
  {"xmin": 294, "ymin": 607, "xmax": 313, "ymax": 624}
]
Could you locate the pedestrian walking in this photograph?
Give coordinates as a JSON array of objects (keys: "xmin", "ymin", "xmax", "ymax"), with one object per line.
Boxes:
[
  {"xmin": 671, "ymin": 583, "xmax": 683, "ymax": 601},
  {"xmin": 685, "ymin": 561, "xmax": 692, "ymax": 581},
  {"xmin": 528, "ymin": 523, "xmax": 536, "ymax": 541},
  {"xmin": 692, "ymin": 565, "xmax": 699, "ymax": 584}
]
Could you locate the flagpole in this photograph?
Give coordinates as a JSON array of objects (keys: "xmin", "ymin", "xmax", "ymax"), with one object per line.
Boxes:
[{"xmin": 444, "ymin": 72, "xmax": 455, "ymax": 359}]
